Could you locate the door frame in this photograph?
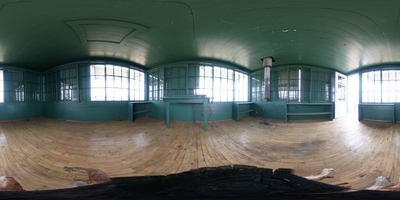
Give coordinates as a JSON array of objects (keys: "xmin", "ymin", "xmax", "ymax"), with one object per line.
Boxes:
[{"xmin": 335, "ymin": 72, "xmax": 347, "ymax": 118}]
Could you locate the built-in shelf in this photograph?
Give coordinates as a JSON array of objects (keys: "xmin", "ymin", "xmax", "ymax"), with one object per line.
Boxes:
[
  {"xmin": 128, "ymin": 102, "xmax": 151, "ymax": 122},
  {"xmin": 233, "ymin": 102, "xmax": 255, "ymax": 121},
  {"xmin": 285, "ymin": 103, "xmax": 333, "ymax": 122}
]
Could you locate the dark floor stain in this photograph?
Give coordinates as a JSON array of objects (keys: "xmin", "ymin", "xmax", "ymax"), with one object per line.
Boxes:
[{"xmin": 259, "ymin": 121, "xmax": 270, "ymax": 125}]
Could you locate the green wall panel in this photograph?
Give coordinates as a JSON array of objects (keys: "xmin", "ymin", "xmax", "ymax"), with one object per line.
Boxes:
[
  {"xmin": 5, "ymin": 100, "xmax": 400, "ymax": 123},
  {"xmin": 42, "ymin": 101, "xmax": 128, "ymax": 121},
  {"xmin": 208, "ymin": 103, "xmax": 232, "ymax": 121},
  {"xmin": 359, "ymin": 104, "xmax": 395, "ymax": 122},
  {"xmin": 395, "ymin": 104, "xmax": 400, "ymax": 122},
  {"xmin": 149, "ymin": 101, "xmax": 232, "ymax": 122},
  {"xmin": 148, "ymin": 101, "xmax": 166, "ymax": 119},
  {"xmin": 0, "ymin": 102, "xmax": 42, "ymax": 121},
  {"xmin": 254, "ymin": 102, "xmax": 286, "ymax": 120},
  {"xmin": 287, "ymin": 114, "xmax": 332, "ymax": 121}
]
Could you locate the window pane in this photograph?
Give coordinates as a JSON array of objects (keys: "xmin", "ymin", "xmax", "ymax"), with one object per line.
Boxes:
[
  {"xmin": 92, "ymin": 88, "xmax": 105, "ymax": 101},
  {"xmin": 106, "ymin": 64, "xmax": 113, "ymax": 75},
  {"xmin": 114, "ymin": 77, "xmax": 122, "ymax": 88},
  {"xmin": 214, "ymin": 67, "xmax": 221, "ymax": 78},
  {"xmin": 122, "ymin": 67, "xmax": 129, "ymax": 77},
  {"xmin": 205, "ymin": 66, "xmax": 212, "ymax": 77},
  {"xmin": 114, "ymin": 66, "xmax": 122, "ymax": 76},
  {"xmin": 93, "ymin": 65, "xmax": 105, "ymax": 75},
  {"xmin": 122, "ymin": 77, "xmax": 129, "ymax": 89}
]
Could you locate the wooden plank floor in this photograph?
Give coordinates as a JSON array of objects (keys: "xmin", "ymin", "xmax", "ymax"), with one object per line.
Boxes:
[{"xmin": 0, "ymin": 115, "xmax": 398, "ymax": 191}]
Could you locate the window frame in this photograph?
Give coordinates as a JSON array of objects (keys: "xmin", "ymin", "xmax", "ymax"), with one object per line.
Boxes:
[
  {"xmin": 150, "ymin": 63, "xmax": 250, "ymax": 102},
  {"xmin": 58, "ymin": 66, "xmax": 78, "ymax": 101},
  {"xmin": 258, "ymin": 66, "xmax": 334, "ymax": 103},
  {"xmin": 361, "ymin": 68, "xmax": 400, "ymax": 103},
  {"xmin": 3, "ymin": 70, "xmax": 25, "ymax": 102},
  {"xmin": 89, "ymin": 64, "xmax": 145, "ymax": 101}
]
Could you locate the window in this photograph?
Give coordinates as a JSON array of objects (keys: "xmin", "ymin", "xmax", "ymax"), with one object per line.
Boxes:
[
  {"xmin": 361, "ymin": 69, "xmax": 400, "ymax": 103},
  {"xmin": 4, "ymin": 70, "xmax": 24, "ymax": 102},
  {"xmin": 130, "ymin": 69, "xmax": 145, "ymax": 101},
  {"xmin": 337, "ymin": 76, "xmax": 346, "ymax": 101},
  {"xmin": 90, "ymin": 64, "xmax": 144, "ymax": 101},
  {"xmin": 192, "ymin": 65, "xmax": 244, "ymax": 102},
  {"xmin": 59, "ymin": 67, "xmax": 78, "ymax": 101},
  {"xmin": 43, "ymin": 71, "xmax": 57, "ymax": 102},
  {"xmin": 197, "ymin": 65, "xmax": 213, "ymax": 98},
  {"xmin": 79, "ymin": 66, "xmax": 90, "ymax": 101},
  {"xmin": 285, "ymin": 69, "xmax": 310, "ymax": 102},
  {"xmin": 25, "ymin": 73, "xmax": 41, "ymax": 102},
  {"xmin": 15, "ymin": 85, "xmax": 24, "ymax": 101},
  {"xmin": 268, "ymin": 67, "xmax": 334, "ymax": 102},
  {"xmin": 362, "ymin": 70, "xmax": 381, "ymax": 103},
  {"xmin": 150, "ymin": 64, "xmax": 249, "ymax": 102},
  {"xmin": 90, "ymin": 64, "xmax": 128, "ymax": 101},
  {"xmin": 214, "ymin": 67, "xmax": 234, "ymax": 102},
  {"xmin": 235, "ymin": 71, "xmax": 248, "ymax": 102},
  {"xmin": 312, "ymin": 71, "xmax": 332, "ymax": 102},
  {"xmin": 0, "ymin": 70, "xmax": 3, "ymax": 103},
  {"xmin": 288, "ymin": 69, "xmax": 299, "ymax": 101},
  {"xmin": 381, "ymin": 70, "xmax": 400, "ymax": 102},
  {"xmin": 251, "ymin": 72, "xmax": 264, "ymax": 102},
  {"xmin": 42, "ymin": 63, "xmax": 144, "ymax": 102},
  {"xmin": 188, "ymin": 66, "xmax": 199, "ymax": 95},
  {"xmin": 270, "ymin": 69, "xmax": 287, "ymax": 101},
  {"xmin": 165, "ymin": 66, "xmax": 186, "ymax": 96},
  {"xmin": 148, "ymin": 68, "xmax": 164, "ymax": 101}
]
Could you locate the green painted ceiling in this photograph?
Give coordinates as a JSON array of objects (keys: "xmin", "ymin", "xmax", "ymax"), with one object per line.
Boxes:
[{"xmin": 0, "ymin": 0, "xmax": 399, "ymax": 73}]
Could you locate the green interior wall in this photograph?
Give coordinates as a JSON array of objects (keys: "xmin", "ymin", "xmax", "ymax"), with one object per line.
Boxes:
[
  {"xmin": 149, "ymin": 101, "xmax": 233, "ymax": 122},
  {"xmin": 358, "ymin": 103, "xmax": 398, "ymax": 122},
  {"xmin": 7, "ymin": 99, "xmax": 400, "ymax": 123},
  {"xmin": 360, "ymin": 105, "xmax": 394, "ymax": 121},
  {"xmin": 4, "ymin": 61, "xmax": 400, "ymax": 123},
  {"xmin": 253, "ymin": 102, "xmax": 286, "ymax": 120},
  {"xmin": 42, "ymin": 101, "xmax": 128, "ymax": 121},
  {"xmin": 0, "ymin": 102, "xmax": 42, "ymax": 121}
]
